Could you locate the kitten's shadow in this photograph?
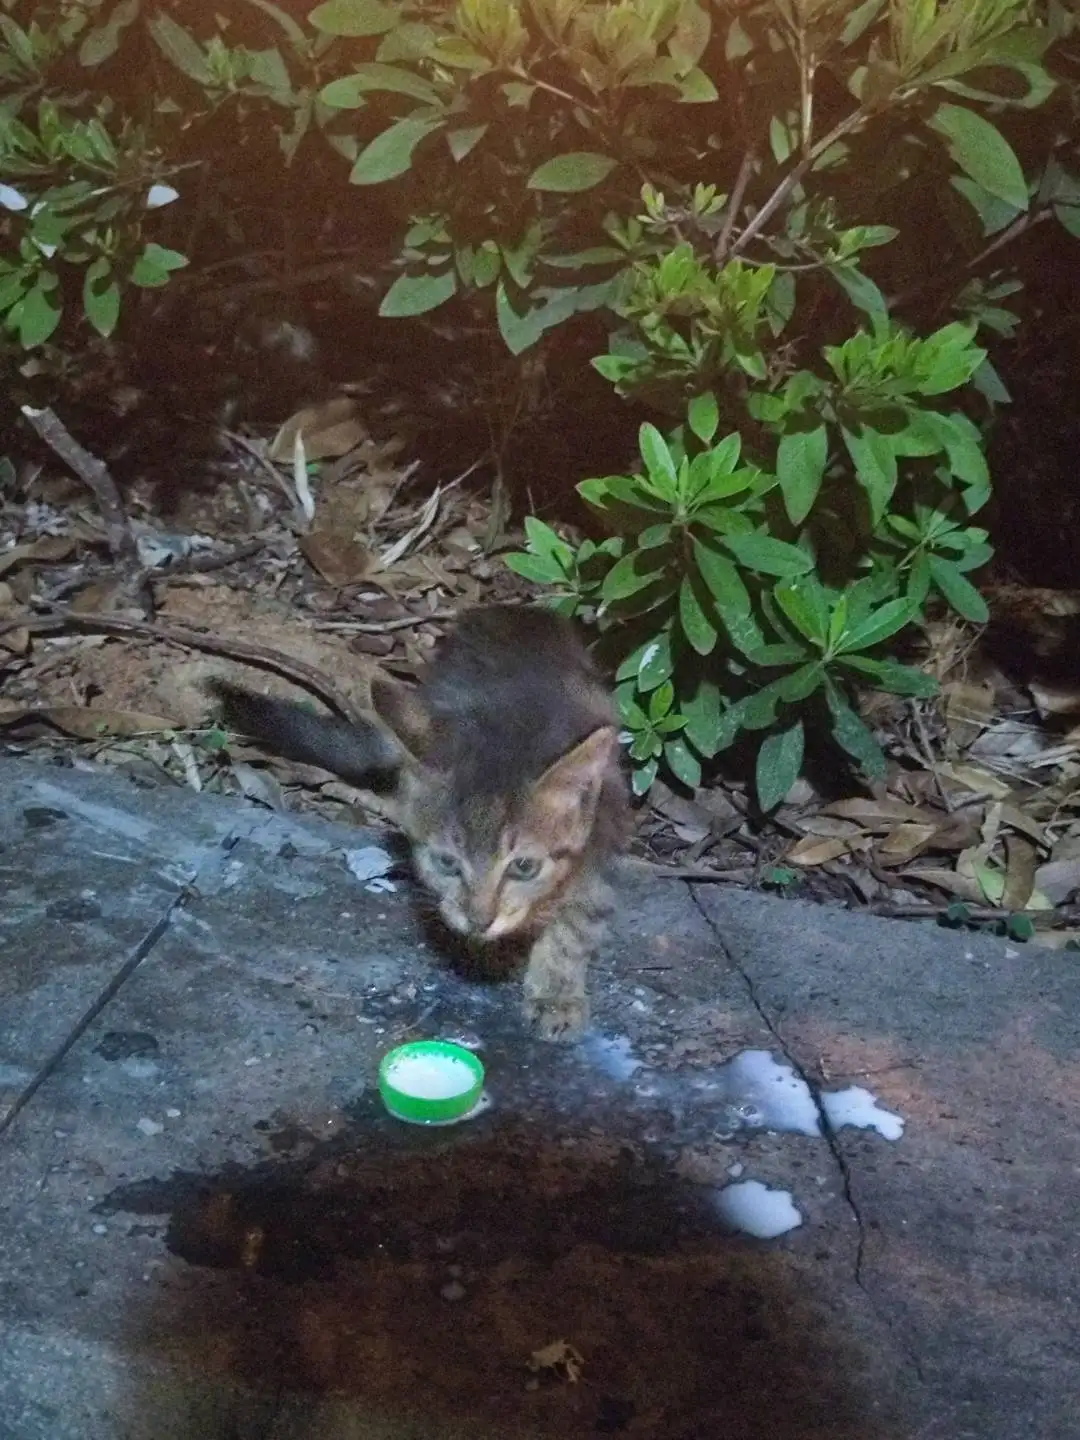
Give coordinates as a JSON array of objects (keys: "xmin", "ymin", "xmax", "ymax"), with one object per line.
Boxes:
[{"xmin": 417, "ymin": 903, "xmax": 529, "ymax": 986}]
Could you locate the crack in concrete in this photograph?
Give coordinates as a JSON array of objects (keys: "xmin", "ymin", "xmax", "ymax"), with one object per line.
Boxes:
[
  {"xmin": 687, "ymin": 884, "xmax": 927, "ymax": 1385},
  {"xmin": 0, "ymin": 827, "xmax": 247, "ymax": 1140}
]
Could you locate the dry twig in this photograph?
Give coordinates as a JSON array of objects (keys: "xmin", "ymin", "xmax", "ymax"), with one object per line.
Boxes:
[
  {"xmin": 20, "ymin": 407, "xmax": 142, "ymax": 582},
  {"xmin": 0, "ymin": 609, "xmax": 366, "ymax": 723}
]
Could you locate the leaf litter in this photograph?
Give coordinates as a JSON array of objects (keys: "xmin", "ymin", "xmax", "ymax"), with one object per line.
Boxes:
[{"xmin": 4, "ymin": 390, "xmax": 1080, "ymax": 947}]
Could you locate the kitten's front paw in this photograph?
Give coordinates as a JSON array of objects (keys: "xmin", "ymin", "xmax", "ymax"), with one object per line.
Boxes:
[{"xmin": 525, "ymin": 994, "xmax": 589, "ymax": 1042}]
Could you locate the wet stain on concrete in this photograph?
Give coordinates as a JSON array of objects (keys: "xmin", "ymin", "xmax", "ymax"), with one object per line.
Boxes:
[{"xmin": 101, "ymin": 1108, "xmax": 892, "ymax": 1440}]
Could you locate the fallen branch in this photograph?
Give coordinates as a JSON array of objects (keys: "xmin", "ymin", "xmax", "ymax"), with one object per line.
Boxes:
[
  {"xmin": 20, "ymin": 406, "xmax": 144, "ymax": 590},
  {"xmin": 0, "ymin": 608, "xmax": 367, "ymax": 724}
]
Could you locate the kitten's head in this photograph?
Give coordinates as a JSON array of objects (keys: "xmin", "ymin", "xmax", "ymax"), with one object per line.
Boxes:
[{"xmin": 371, "ymin": 673, "xmax": 615, "ymax": 941}]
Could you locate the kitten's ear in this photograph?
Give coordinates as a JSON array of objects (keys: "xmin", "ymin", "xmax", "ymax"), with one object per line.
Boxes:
[
  {"xmin": 530, "ymin": 725, "xmax": 617, "ymax": 835},
  {"xmin": 370, "ymin": 673, "xmax": 431, "ymax": 762}
]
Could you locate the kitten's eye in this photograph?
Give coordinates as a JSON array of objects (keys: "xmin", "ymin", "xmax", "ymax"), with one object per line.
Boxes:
[
  {"xmin": 506, "ymin": 856, "xmax": 542, "ymax": 881},
  {"xmin": 430, "ymin": 851, "xmax": 462, "ymax": 877}
]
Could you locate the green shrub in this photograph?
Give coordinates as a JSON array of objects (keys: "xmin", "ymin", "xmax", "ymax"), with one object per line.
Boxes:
[
  {"xmin": 4, "ymin": 0, "xmax": 1080, "ymax": 807},
  {"xmin": 507, "ymin": 311, "xmax": 991, "ymax": 802}
]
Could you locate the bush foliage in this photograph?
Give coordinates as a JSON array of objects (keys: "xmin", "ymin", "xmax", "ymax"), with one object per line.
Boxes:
[{"xmin": 3, "ymin": 0, "xmax": 1079, "ymax": 803}]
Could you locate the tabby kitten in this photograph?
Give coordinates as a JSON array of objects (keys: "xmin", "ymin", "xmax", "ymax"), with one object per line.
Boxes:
[{"xmin": 208, "ymin": 605, "xmax": 631, "ymax": 1040}]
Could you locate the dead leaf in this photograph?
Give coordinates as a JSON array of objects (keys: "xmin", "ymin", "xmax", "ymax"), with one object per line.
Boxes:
[
  {"xmin": 69, "ymin": 577, "xmax": 144, "ymax": 615},
  {"xmin": 1001, "ymin": 834, "xmax": 1037, "ymax": 911},
  {"xmin": 0, "ymin": 533, "xmax": 75, "ymax": 577},
  {"xmin": 269, "ymin": 398, "xmax": 366, "ymax": 462},
  {"xmin": 650, "ymin": 782, "xmax": 715, "ymax": 843},
  {"xmin": 0, "ymin": 625, "xmax": 30, "ymax": 655},
  {"xmin": 823, "ymin": 797, "xmax": 937, "ymax": 828},
  {"xmin": 527, "ymin": 1340, "xmax": 584, "ymax": 1384},
  {"xmin": 998, "ymin": 804, "xmax": 1046, "ymax": 845},
  {"xmin": 171, "ymin": 737, "xmax": 203, "ymax": 792},
  {"xmin": 291, "ymin": 428, "xmax": 316, "ymax": 524},
  {"xmin": 787, "ymin": 835, "xmax": 855, "ymax": 866},
  {"xmin": 1029, "ymin": 680, "xmax": 1080, "ymax": 718},
  {"xmin": 1032, "ymin": 858, "xmax": 1080, "ymax": 905},
  {"xmin": 381, "ymin": 486, "xmax": 441, "ymax": 568},
  {"xmin": 795, "ymin": 816, "xmax": 864, "ymax": 839},
  {"xmin": 943, "ymin": 679, "xmax": 995, "ymax": 748},
  {"xmin": 937, "ymin": 762, "xmax": 1014, "ymax": 800},
  {"xmin": 0, "ymin": 705, "xmax": 177, "ymax": 738},
  {"xmin": 0, "ymin": 581, "xmax": 29, "ymax": 652},
  {"xmin": 300, "ymin": 531, "xmax": 374, "ymax": 587},
  {"xmin": 877, "ymin": 822, "xmax": 940, "ymax": 864},
  {"xmin": 232, "ymin": 761, "xmax": 287, "ymax": 811},
  {"xmin": 902, "ymin": 867, "xmax": 988, "ymax": 903}
]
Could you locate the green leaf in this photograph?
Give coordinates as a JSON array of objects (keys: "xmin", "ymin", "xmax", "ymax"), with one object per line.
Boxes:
[
  {"xmin": 351, "ymin": 115, "xmax": 442, "ymax": 184},
  {"xmin": 756, "ymin": 721, "xmax": 805, "ymax": 812},
  {"xmin": 631, "ymin": 757, "xmax": 659, "ymax": 795},
  {"xmin": 722, "ymin": 533, "xmax": 813, "ymax": 577},
  {"xmin": 777, "ymin": 661, "xmax": 824, "ymax": 702},
  {"xmin": 907, "ymin": 549, "xmax": 932, "ymax": 605},
  {"xmin": 664, "ymin": 735, "xmax": 702, "ymax": 789},
  {"xmin": 379, "ymin": 268, "xmax": 456, "ymax": 317},
  {"xmin": 146, "ymin": 12, "xmax": 211, "ymax": 83},
  {"xmin": 648, "ymin": 681, "xmax": 675, "ymax": 722},
  {"xmin": 840, "ymin": 655, "xmax": 938, "ymax": 697},
  {"xmin": 79, "ymin": 0, "xmax": 141, "ymax": 67},
  {"xmin": 835, "ymin": 597, "xmax": 916, "ymax": 654},
  {"xmin": 638, "ymin": 523, "xmax": 673, "ymax": 550},
  {"xmin": 14, "ymin": 283, "xmax": 61, "ymax": 347},
  {"xmin": 636, "ymin": 633, "xmax": 673, "ymax": 690},
  {"xmin": 921, "ymin": 412, "xmax": 990, "ymax": 490},
  {"xmin": 842, "ymin": 425, "xmax": 897, "ymax": 522},
  {"xmin": 828, "ymin": 262, "xmax": 888, "ymax": 318},
  {"xmin": 744, "ymin": 642, "xmax": 810, "ymax": 667},
  {"xmin": 320, "ymin": 64, "xmax": 442, "ymax": 106},
  {"xmin": 688, "ymin": 391, "xmax": 719, "ymax": 444},
  {"xmin": 952, "ymin": 176, "xmax": 1021, "ymax": 236},
  {"xmin": 82, "ymin": 257, "xmax": 120, "ymax": 338},
  {"xmin": 773, "ymin": 576, "xmax": 830, "ymax": 646},
  {"xmin": 639, "ymin": 423, "xmax": 678, "ymax": 497},
  {"xmin": 681, "ymin": 679, "xmax": 722, "ymax": 757},
  {"xmin": 495, "ymin": 281, "xmax": 545, "ymax": 355},
  {"xmin": 523, "ymin": 516, "xmax": 574, "ymax": 568},
  {"xmin": 928, "ymin": 555, "xmax": 989, "ymax": 622},
  {"xmin": 692, "ymin": 539, "xmax": 752, "ymax": 613},
  {"xmin": 928, "ymin": 103, "xmax": 1029, "ymax": 212},
  {"xmin": 527, "ymin": 152, "xmax": 618, "ymax": 193},
  {"xmin": 447, "ymin": 123, "xmax": 488, "ymax": 161},
  {"xmin": 824, "ymin": 680, "xmax": 886, "ymax": 778},
  {"xmin": 377, "ymin": 20, "xmax": 437, "ymax": 61},
  {"xmin": 248, "ymin": 46, "xmax": 292, "ymax": 94},
  {"xmin": 679, "ymin": 576, "xmax": 718, "ymax": 655},
  {"xmin": 309, "ymin": 0, "xmax": 399, "ymax": 35},
  {"xmin": 130, "ymin": 242, "xmax": 188, "ymax": 287},
  {"xmin": 669, "ymin": 1, "xmax": 712, "ymax": 70},
  {"xmin": 504, "ymin": 551, "xmax": 565, "ymax": 585},
  {"xmin": 601, "ymin": 551, "xmax": 667, "ymax": 603},
  {"xmin": 0, "ymin": 13, "xmax": 36, "ymax": 70},
  {"xmin": 676, "ymin": 67, "xmax": 719, "ymax": 102},
  {"xmin": 777, "ymin": 423, "xmax": 828, "ymax": 526}
]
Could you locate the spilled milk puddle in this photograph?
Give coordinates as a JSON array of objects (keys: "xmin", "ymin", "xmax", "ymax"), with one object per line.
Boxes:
[
  {"xmin": 582, "ymin": 1037, "xmax": 904, "ymax": 1239},
  {"xmin": 100, "ymin": 1041, "xmax": 904, "ymax": 1436}
]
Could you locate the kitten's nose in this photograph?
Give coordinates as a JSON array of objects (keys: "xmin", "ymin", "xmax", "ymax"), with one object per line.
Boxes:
[{"xmin": 465, "ymin": 894, "xmax": 497, "ymax": 935}]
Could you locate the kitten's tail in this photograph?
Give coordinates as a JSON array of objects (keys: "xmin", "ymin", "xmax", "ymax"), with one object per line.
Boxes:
[{"xmin": 206, "ymin": 680, "xmax": 400, "ymax": 784}]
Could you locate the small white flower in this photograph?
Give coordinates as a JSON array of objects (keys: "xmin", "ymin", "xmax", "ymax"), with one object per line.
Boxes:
[{"xmin": 0, "ymin": 184, "xmax": 28, "ymax": 211}]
